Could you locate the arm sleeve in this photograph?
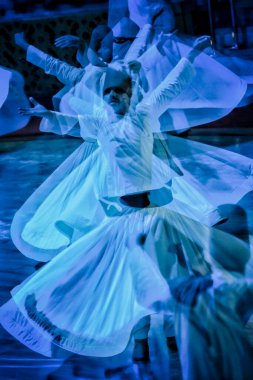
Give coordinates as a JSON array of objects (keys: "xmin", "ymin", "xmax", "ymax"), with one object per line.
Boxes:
[
  {"xmin": 124, "ymin": 24, "xmax": 153, "ymax": 61},
  {"xmin": 139, "ymin": 58, "xmax": 195, "ymax": 119},
  {"xmin": 26, "ymin": 45, "xmax": 85, "ymax": 85},
  {"xmin": 40, "ymin": 111, "xmax": 80, "ymax": 136},
  {"xmin": 40, "ymin": 108, "xmax": 100, "ymax": 139},
  {"xmin": 138, "ymin": 44, "xmax": 163, "ymax": 73}
]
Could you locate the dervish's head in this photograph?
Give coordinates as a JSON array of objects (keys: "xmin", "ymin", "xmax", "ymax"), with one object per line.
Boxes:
[{"xmin": 103, "ymin": 66, "xmax": 132, "ymax": 116}]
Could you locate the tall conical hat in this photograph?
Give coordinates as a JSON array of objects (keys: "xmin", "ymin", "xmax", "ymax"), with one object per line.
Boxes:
[{"xmin": 112, "ymin": 17, "xmax": 139, "ymax": 38}]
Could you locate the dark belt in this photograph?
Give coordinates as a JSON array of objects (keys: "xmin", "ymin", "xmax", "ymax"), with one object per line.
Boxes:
[{"xmin": 120, "ymin": 192, "xmax": 150, "ymax": 208}]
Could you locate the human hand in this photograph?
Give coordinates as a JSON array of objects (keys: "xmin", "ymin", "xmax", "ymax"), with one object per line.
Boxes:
[
  {"xmin": 187, "ymin": 35, "xmax": 211, "ymax": 63},
  {"xmin": 54, "ymin": 35, "xmax": 80, "ymax": 48},
  {"xmin": 15, "ymin": 32, "xmax": 29, "ymax": 51},
  {"xmin": 192, "ymin": 35, "xmax": 211, "ymax": 52},
  {"xmin": 156, "ymin": 28, "xmax": 178, "ymax": 56},
  {"xmin": 18, "ymin": 97, "xmax": 49, "ymax": 117}
]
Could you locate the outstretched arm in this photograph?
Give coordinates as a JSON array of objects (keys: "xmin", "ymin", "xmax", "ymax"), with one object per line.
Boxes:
[
  {"xmin": 140, "ymin": 36, "xmax": 211, "ymax": 119},
  {"xmin": 18, "ymin": 97, "xmax": 79, "ymax": 134},
  {"xmin": 15, "ymin": 32, "xmax": 85, "ymax": 85},
  {"xmin": 18, "ymin": 97, "xmax": 99, "ymax": 139}
]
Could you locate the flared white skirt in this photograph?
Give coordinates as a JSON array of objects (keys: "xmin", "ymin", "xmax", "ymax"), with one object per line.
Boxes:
[{"xmin": 1, "ymin": 203, "xmax": 249, "ymax": 357}]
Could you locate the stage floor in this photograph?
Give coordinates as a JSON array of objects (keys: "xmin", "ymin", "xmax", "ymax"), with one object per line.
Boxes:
[{"xmin": 1, "ymin": 131, "xmax": 253, "ymax": 380}]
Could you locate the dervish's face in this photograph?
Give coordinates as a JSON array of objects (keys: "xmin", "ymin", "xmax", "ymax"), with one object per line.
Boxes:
[{"xmin": 103, "ymin": 87, "xmax": 131, "ymax": 116}]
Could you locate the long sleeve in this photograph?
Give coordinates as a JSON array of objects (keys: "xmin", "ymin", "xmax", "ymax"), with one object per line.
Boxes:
[
  {"xmin": 40, "ymin": 104, "xmax": 100, "ymax": 140},
  {"xmin": 40, "ymin": 111, "xmax": 79, "ymax": 136},
  {"xmin": 138, "ymin": 58, "xmax": 195, "ymax": 121},
  {"xmin": 124, "ymin": 24, "xmax": 153, "ymax": 61},
  {"xmin": 26, "ymin": 45, "xmax": 85, "ymax": 85},
  {"xmin": 138, "ymin": 44, "xmax": 163, "ymax": 74}
]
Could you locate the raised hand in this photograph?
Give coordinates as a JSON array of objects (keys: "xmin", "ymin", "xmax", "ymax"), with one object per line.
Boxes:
[
  {"xmin": 15, "ymin": 32, "xmax": 29, "ymax": 51},
  {"xmin": 18, "ymin": 97, "xmax": 49, "ymax": 117},
  {"xmin": 192, "ymin": 35, "xmax": 211, "ymax": 52},
  {"xmin": 54, "ymin": 35, "xmax": 80, "ymax": 49},
  {"xmin": 128, "ymin": 60, "xmax": 141, "ymax": 75},
  {"xmin": 187, "ymin": 35, "xmax": 212, "ymax": 63}
]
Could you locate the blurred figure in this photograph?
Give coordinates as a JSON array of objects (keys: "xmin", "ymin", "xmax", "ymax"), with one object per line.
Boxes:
[
  {"xmin": 1, "ymin": 37, "xmax": 219, "ymax": 359},
  {"xmin": 171, "ymin": 205, "xmax": 253, "ymax": 380},
  {"xmin": 0, "ymin": 67, "xmax": 30, "ymax": 135},
  {"xmin": 108, "ymin": 0, "xmax": 175, "ymax": 33},
  {"xmin": 15, "ymin": 25, "xmax": 112, "ymax": 117},
  {"xmin": 0, "ymin": 0, "xmax": 13, "ymax": 16}
]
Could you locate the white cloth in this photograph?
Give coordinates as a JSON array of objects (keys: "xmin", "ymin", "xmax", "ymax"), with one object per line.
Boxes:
[
  {"xmin": 9, "ymin": 59, "xmax": 253, "ymax": 261},
  {"xmin": 2, "ymin": 53, "xmax": 253, "ymax": 360},
  {"xmin": 27, "ymin": 46, "xmax": 85, "ymax": 86},
  {"xmin": 139, "ymin": 38, "xmax": 247, "ymax": 130},
  {"xmin": 2, "ymin": 202, "xmax": 252, "ymax": 357},
  {"xmin": 68, "ymin": 58, "xmax": 195, "ymax": 198},
  {"xmin": 174, "ymin": 274, "xmax": 253, "ymax": 380},
  {"xmin": 127, "ymin": 0, "xmax": 250, "ymax": 112},
  {"xmin": 0, "ymin": 66, "xmax": 11, "ymax": 108},
  {"xmin": 0, "ymin": 67, "xmax": 30, "ymax": 135},
  {"xmin": 39, "ymin": 57, "xmax": 195, "ymax": 198},
  {"xmin": 27, "ymin": 45, "xmax": 106, "ymax": 134}
]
